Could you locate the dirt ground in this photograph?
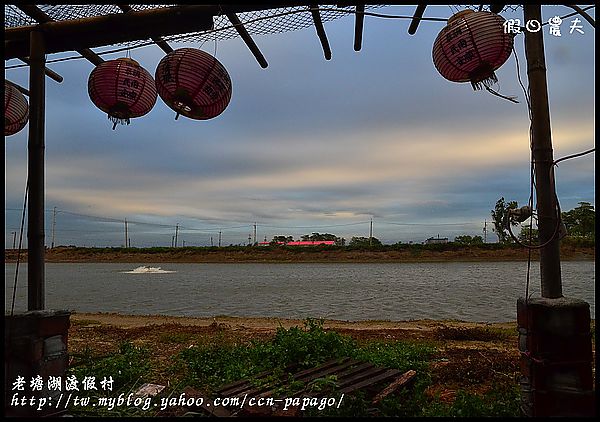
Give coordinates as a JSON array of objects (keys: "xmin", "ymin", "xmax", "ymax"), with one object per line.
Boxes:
[{"xmin": 67, "ymin": 312, "xmax": 534, "ymax": 405}]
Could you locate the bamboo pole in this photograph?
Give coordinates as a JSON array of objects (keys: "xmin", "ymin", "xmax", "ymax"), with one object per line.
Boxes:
[
  {"xmin": 523, "ymin": 4, "xmax": 562, "ymax": 298},
  {"xmin": 27, "ymin": 30, "xmax": 46, "ymax": 311}
]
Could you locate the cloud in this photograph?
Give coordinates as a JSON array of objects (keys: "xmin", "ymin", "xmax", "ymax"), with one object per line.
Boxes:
[{"xmin": 4, "ymin": 6, "xmax": 594, "ymax": 246}]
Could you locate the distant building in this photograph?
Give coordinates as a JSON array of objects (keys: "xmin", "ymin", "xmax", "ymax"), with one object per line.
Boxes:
[
  {"xmin": 424, "ymin": 236, "xmax": 448, "ymax": 245},
  {"xmin": 258, "ymin": 240, "xmax": 336, "ymax": 247}
]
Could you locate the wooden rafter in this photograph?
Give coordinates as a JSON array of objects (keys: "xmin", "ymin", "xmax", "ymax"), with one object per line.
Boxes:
[
  {"xmin": 309, "ymin": 4, "xmax": 331, "ymax": 60},
  {"xmin": 226, "ymin": 12, "xmax": 268, "ymax": 68},
  {"xmin": 354, "ymin": 4, "xmax": 365, "ymax": 51},
  {"xmin": 408, "ymin": 5, "xmax": 427, "ymax": 35},
  {"xmin": 6, "ymin": 4, "xmax": 315, "ymax": 59},
  {"xmin": 566, "ymin": 5, "xmax": 595, "ymax": 27},
  {"xmin": 117, "ymin": 4, "xmax": 174, "ymax": 53},
  {"xmin": 18, "ymin": 56, "xmax": 63, "ymax": 83},
  {"xmin": 16, "ymin": 4, "xmax": 104, "ymax": 66},
  {"xmin": 6, "ymin": 79, "xmax": 30, "ymax": 96}
]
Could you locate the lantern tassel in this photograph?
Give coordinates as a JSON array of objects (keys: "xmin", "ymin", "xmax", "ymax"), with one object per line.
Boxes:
[
  {"xmin": 470, "ymin": 74, "xmax": 498, "ymax": 91},
  {"xmin": 108, "ymin": 115, "xmax": 131, "ymax": 130},
  {"xmin": 484, "ymin": 85, "xmax": 519, "ymax": 104},
  {"xmin": 469, "ymin": 63, "xmax": 499, "ymax": 91}
]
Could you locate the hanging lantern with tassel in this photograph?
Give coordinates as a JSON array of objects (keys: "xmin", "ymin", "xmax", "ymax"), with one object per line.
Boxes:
[
  {"xmin": 155, "ymin": 48, "xmax": 232, "ymax": 120},
  {"xmin": 88, "ymin": 58, "xmax": 157, "ymax": 129},
  {"xmin": 5, "ymin": 80, "xmax": 29, "ymax": 136},
  {"xmin": 432, "ymin": 10, "xmax": 513, "ymax": 90}
]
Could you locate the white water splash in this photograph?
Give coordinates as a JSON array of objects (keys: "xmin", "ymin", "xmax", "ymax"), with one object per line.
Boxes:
[{"xmin": 121, "ymin": 265, "xmax": 176, "ymax": 274}]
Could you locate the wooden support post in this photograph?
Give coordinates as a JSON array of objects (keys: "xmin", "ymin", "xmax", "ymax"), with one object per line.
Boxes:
[
  {"xmin": 27, "ymin": 30, "xmax": 46, "ymax": 311},
  {"xmin": 310, "ymin": 4, "xmax": 332, "ymax": 60},
  {"xmin": 523, "ymin": 4, "xmax": 562, "ymax": 298},
  {"xmin": 226, "ymin": 12, "xmax": 268, "ymax": 68},
  {"xmin": 353, "ymin": 4, "xmax": 365, "ymax": 51}
]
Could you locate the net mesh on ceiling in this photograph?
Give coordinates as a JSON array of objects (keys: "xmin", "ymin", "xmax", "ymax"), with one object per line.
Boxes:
[
  {"xmin": 4, "ymin": 4, "xmax": 523, "ymax": 58},
  {"xmin": 4, "ymin": 5, "xmax": 386, "ymax": 50}
]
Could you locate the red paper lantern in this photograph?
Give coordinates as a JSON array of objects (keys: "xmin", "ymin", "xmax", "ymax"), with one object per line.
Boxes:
[
  {"xmin": 432, "ymin": 10, "xmax": 514, "ymax": 90},
  {"xmin": 88, "ymin": 57, "xmax": 157, "ymax": 129},
  {"xmin": 155, "ymin": 48, "xmax": 232, "ymax": 120},
  {"xmin": 5, "ymin": 80, "xmax": 29, "ymax": 136}
]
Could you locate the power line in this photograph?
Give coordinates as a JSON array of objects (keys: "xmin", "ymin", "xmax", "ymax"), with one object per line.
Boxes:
[
  {"xmin": 260, "ymin": 221, "xmax": 370, "ymax": 229},
  {"xmin": 378, "ymin": 220, "xmax": 482, "ymax": 226}
]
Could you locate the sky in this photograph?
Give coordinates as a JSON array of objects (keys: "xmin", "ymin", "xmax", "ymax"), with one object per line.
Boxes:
[{"xmin": 4, "ymin": 5, "xmax": 596, "ymax": 247}]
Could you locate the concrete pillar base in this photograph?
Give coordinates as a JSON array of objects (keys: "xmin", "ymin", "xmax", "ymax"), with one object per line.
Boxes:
[
  {"xmin": 517, "ymin": 297, "xmax": 595, "ymax": 417},
  {"xmin": 4, "ymin": 310, "xmax": 71, "ymax": 417}
]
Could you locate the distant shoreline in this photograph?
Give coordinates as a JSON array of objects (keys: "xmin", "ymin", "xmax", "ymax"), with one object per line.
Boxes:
[{"xmin": 4, "ymin": 244, "xmax": 595, "ymax": 263}]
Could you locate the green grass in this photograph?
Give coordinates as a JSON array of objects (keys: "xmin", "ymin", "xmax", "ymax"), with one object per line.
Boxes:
[
  {"xmin": 422, "ymin": 387, "xmax": 521, "ymax": 417},
  {"xmin": 174, "ymin": 318, "xmax": 519, "ymax": 417},
  {"xmin": 67, "ymin": 341, "xmax": 154, "ymax": 417},
  {"xmin": 65, "ymin": 319, "xmax": 521, "ymax": 417}
]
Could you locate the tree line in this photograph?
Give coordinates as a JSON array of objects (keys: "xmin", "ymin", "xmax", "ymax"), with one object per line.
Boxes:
[{"xmin": 266, "ymin": 201, "xmax": 594, "ymax": 248}]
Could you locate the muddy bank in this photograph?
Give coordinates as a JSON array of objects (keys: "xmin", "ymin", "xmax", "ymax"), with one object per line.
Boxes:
[{"xmin": 5, "ymin": 244, "xmax": 595, "ymax": 263}]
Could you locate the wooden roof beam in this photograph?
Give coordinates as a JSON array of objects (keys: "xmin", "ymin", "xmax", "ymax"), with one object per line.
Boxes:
[
  {"xmin": 310, "ymin": 4, "xmax": 332, "ymax": 60},
  {"xmin": 5, "ymin": 5, "xmax": 216, "ymax": 59},
  {"xmin": 408, "ymin": 5, "xmax": 427, "ymax": 35},
  {"xmin": 489, "ymin": 4, "xmax": 505, "ymax": 14},
  {"xmin": 354, "ymin": 4, "xmax": 365, "ymax": 51},
  {"xmin": 16, "ymin": 4, "xmax": 105, "ymax": 66},
  {"xmin": 226, "ymin": 12, "xmax": 268, "ymax": 68},
  {"xmin": 117, "ymin": 4, "xmax": 174, "ymax": 53}
]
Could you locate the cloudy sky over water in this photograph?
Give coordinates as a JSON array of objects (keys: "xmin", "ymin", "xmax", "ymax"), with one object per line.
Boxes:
[{"xmin": 4, "ymin": 5, "xmax": 595, "ymax": 247}]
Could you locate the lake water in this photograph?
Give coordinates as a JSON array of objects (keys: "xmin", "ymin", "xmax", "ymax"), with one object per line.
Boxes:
[{"xmin": 4, "ymin": 261, "xmax": 595, "ymax": 322}]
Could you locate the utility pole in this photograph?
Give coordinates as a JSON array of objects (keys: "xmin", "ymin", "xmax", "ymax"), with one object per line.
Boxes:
[
  {"xmin": 182, "ymin": 240, "xmax": 185, "ymax": 247},
  {"xmin": 369, "ymin": 218, "xmax": 373, "ymax": 246},
  {"xmin": 12, "ymin": 231, "xmax": 17, "ymax": 249},
  {"xmin": 51, "ymin": 206, "xmax": 56, "ymax": 248},
  {"xmin": 171, "ymin": 235, "xmax": 175, "ymax": 248},
  {"xmin": 174, "ymin": 223, "xmax": 179, "ymax": 248},
  {"xmin": 517, "ymin": 5, "xmax": 593, "ymax": 417},
  {"xmin": 483, "ymin": 220, "xmax": 487, "ymax": 243},
  {"xmin": 210, "ymin": 236, "xmax": 213, "ymax": 247},
  {"xmin": 524, "ymin": 5, "xmax": 562, "ymax": 299},
  {"xmin": 253, "ymin": 222, "xmax": 257, "ymax": 245},
  {"xmin": 218, "ymin": 231, "xmax": 222, "ymax": 247},
  {"xmin": 124, "ymin": 218, "xmax": 128, "ymax": 248}
]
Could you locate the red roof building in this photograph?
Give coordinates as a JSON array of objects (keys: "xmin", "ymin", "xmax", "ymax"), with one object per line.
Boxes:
[{"xmin": 258, "ymin": 240, "xmax": 336, "ymax": 246}]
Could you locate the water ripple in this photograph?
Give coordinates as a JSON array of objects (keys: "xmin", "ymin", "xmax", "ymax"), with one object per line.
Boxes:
[{"xmin": 5, "ymin": 261, "xmax": 595, "ymax": 322}]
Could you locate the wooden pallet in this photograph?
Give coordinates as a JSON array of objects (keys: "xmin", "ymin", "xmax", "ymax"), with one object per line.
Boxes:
[{"xmin": 188, "ymin": 357, "xmax": 415, "ymax": 417}]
